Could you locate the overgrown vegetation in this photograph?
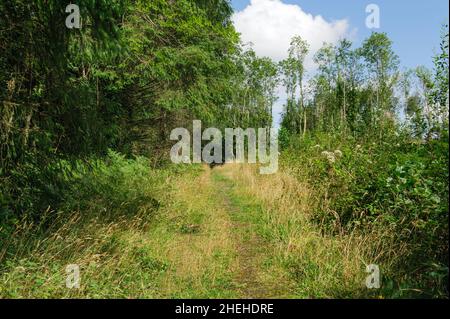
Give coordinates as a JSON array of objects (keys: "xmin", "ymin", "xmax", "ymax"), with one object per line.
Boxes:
[
  {"xmin": 0, "ymin": 0, "xmax": 277, "ymax": 225},
  {"xmin": 0, "ymin": 150, "xmax": 176, "ymax": 297},
  {"xmin": 0, "ymin": 0, "xmax": 274, "ymax": 248},
  {"xmin": 0, "ymin": 1, "xmax": 448, "ymax": 299},
  {"xmin": 278, "ymin": 27, "xmax": 449, "ymax": 297}
]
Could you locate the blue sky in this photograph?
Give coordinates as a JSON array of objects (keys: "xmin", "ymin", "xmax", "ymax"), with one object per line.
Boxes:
[
  {"xmin": 231, "ymin": 0, "xmax": 449, "ymax": 70},
  {"xmin": 230, "ymin": 0, "xmax": 449, "ymax": 127}
]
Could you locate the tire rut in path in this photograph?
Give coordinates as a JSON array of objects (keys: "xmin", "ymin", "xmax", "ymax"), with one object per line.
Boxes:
[{"xmin": 212, "ymin": 170, "xmax": 282, "ymax": 299}]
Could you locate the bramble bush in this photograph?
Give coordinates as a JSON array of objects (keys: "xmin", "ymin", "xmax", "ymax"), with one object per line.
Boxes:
[{"xmin": 281, "ymin": 128, "xmax": 448, "ymax": 297}]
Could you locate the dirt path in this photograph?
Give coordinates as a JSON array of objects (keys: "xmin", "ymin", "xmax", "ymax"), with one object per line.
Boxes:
[
  {"xmin": 136, "ymin": 164, "xmax": 293, "ymax": 298},
  {"xmin": 209, "ymin": 166, "xmax": 293, "ymax": 298},
  {"xmin": 212, "ymin": 171, "xmax": 267, "ymax": 298},
  {"xmin": 0, "ymin": 163, "xmax": 368, "ymax": 298}
]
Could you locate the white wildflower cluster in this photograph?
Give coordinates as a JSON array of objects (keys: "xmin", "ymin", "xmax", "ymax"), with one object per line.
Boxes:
[
  {"xmin": 321, "ymin": 151, "xmax": 336, "ymax": 164},
  {"xmin": 321, "ymin": 150, "xmax": 343, "ymax": 164}
]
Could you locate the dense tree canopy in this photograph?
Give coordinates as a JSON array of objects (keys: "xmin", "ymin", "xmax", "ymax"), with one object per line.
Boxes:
[
  {"xmin": 0, "ymin": 1, "xmax": 448, "ymax": 299},
  {"xmin": 0, "ymin": 0, "xmax": 275, "ymax": 170}
]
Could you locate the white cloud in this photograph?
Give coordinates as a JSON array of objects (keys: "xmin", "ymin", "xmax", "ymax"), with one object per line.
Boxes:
[
  {"xmin": 232, "ymin": 0, "xmax": 352, "ymax": 70},
  {"xmin": 232, "ymin": 0, "xmax": 355, "ymax": 128}
]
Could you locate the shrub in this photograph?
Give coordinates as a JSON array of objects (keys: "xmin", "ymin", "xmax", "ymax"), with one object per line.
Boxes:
[{"xmin": 281, "ymin": 129, "xmax": 449, "ymax": 297}]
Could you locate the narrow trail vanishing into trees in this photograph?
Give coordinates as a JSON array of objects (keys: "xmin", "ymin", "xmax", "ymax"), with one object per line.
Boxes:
[{"xmin": 148, "ymin": 164, "xmax": 295, "ymax": 298}]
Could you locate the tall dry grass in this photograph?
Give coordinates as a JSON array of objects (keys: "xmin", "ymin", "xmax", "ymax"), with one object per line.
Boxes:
[{"xmin": 225, "ymin": 164, "xmax": 405, "ymax": 298}]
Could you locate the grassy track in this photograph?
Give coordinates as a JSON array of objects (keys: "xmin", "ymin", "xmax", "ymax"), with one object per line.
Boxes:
[
  {"xmin": 1, "ymin": 163, "xmax": 373, "ymax": 298},
  {"xmin": 142, "ymin": 164, "xmax": 295, "ymax": 298},
  {"xmin": 210, "ymin": 169, "xmax": 294, "ymax": 298}
]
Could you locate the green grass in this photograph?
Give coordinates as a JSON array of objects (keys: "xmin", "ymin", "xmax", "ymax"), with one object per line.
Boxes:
[{"xmin": 0, "ymin": 145, "xmax": 447, "ymax": 298}]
